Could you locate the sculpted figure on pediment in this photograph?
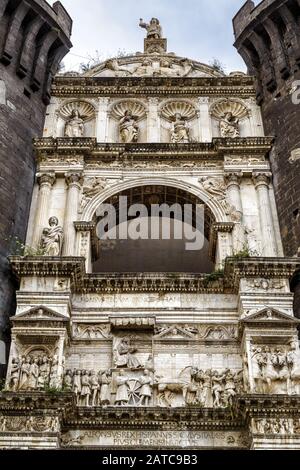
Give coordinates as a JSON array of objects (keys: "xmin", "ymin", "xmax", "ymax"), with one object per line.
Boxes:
[
  {"xmin": 104, "ymin": 59, "xmax": 132, "ymax": 77},
  {"xmin": 139, "ymin": 18, "xmax": 162, "ymax": 39}
]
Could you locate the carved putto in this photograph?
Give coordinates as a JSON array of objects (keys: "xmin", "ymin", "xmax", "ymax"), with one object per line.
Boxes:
[{"xmin": 40, "ymin": 217, "xmax": 63, "ymax": 256}]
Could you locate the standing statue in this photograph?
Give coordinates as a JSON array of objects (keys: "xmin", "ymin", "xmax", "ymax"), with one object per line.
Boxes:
[
  {"xmin": 8, "ymin": 358, "xmax": 20, "ymax": 391},
  {"xmin": 114, "ymin": 336, "xmax": 143, "ymax": 369},
  {"xmin": 63, "ymin": 370, "xmax": 73, "ymax": 391},
  {"xmin": 115, "ymin": 370, "xmax": 130, "ymax": 406},
  {"xmin": 41, "ymin": 217, "xmax": 64, "ymax": 256},
  {"xmin": 64, "ymin": 109, "xmax": 85, "ymax": 138},
  {"xmin": 220, "ymin": 112, "xmax": 240, "ymax": 138},
  {"xmin": 49, "ymin": 355, "xmax": 59, "ymax": 389},
  {"xmin": 73, "ymin": 370, "xmax": 82, "ymax": 405},
  {"xmin": 99, "ymin": 370, "xmax": 112, "ymax": 406},
  {"xmin": 139, "ymin": 18, "xmax": 162, "ymax": 39},
  {"xmin": 19, "ymin": 356, "xmax": 31, "ymax": 390},
  {"xmin": 80, "ymin": 370, "xmax": 91, "ymax": 406},
  {"xmin": 139, "ymin": 369, "xmax": 153, "ymax": 406},
  {"xmin": 171, "ymin": 113, "xmax": 190, "ymax": 143},
  {"xmin": 28, "ymin": 357, "xmax": 39, "ymax": 390},
  {"xmin": 37, "ymin": 356, "xmax": 50, "ymax": 390},
  {"xmin": 119, "ymin": 110, "xmax": 139, "ymax": 143},
  {"xmin": 89, "ymin": 370, "xmax": 99, "ymax": 407}
]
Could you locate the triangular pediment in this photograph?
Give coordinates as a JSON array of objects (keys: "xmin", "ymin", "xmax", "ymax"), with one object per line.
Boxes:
[
  {"xmin": 242, "ymin": 307, "xmax": 299, "ymax": 324},
  {"xmin": 12, "ymin": 306, "xmax": 68, "ymax": 322}
]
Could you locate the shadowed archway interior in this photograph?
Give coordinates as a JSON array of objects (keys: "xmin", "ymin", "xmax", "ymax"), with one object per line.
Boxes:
[{"xmin": 91, "ymin": 185, "xmax": 215, "ymax": 273}]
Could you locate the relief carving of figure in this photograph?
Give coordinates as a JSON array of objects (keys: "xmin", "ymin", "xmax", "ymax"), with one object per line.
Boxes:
[
  {"xmin": 80, "ymin": 370, "xmax": 91, "ymax": 406},
  {"xmin": 63, "ymin": 370, "xmax": 73, "ymax": 391},
  {"xmin": 8, "ymin": 358, "xmax": 20, "ymax": 391},
  {"xmin": 104, "ymin": 59, "xmax": 131, "ymax": 77},
  {"xmin": 100, "ymin": 370, "xmax": 112, "ymax": 406},
  {"xmin": 73, "ymin": 370, "xmax": 82, "ymax": 405},
  {"xmin": 119, "ymin": 110, "xmax": 139, "ymax": 143},
  {"xmin": 41, "ymin": 217, "xmax": 64, "ymax": 256},
  {"xmin": 220, "ymin": 112, "xmax": 240, "ymax": 138},
  {"xmin": 37, "ymin": 356, "xmax": 50, "ymax": 390},
  {"xmin": 171, "ymin": 113, "xmax": 190, "ymax": 143},
  {"xmin": 64, "ymin": 109, "xmax": 85, "ymax": 137},
  {"xmin": 115, "ymin": 370, "xmax": 130, "ymax": 406},
  {"xmin": 139, "ymin": 369, "xmax": 153, "ymax": 406},
  {"xmin": 114, "ymin": 336, "xmax": 143, "ymax": 369},
  {"xmin": 49, "ymin": 355, "xmax": 59, "ymax": 389},
  {"xmin": 89, "ymin": 370, "xmax": 99, "ymax": 406},
  {"xmin": 28, "ymin": 357, "xmax": 39, "ymax": 390},
  {"xmin": 19, "ymin": 356, "xmax": 31, "ymax": 390},
  {"xmin": 139, "ymin": 18, "xmax": 162, "ymax": 39}
]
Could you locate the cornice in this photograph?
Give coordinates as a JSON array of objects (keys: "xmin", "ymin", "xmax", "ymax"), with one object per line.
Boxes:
[
  {"xmin": 33, "ymin": 137, "xmax": 274, "ymax": 161},
  {"xmin": 52, "ymin": 76, "xmax": 256, "ymax": 98},
  {"xmin": 224, "ymin": 257, "xmax": 300, "ymax": 290}
]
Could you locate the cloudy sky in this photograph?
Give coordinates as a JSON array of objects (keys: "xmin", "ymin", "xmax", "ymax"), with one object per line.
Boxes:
[{"xmin": 49, "ymin": 0, "xmax": 260, "ymax": 73}]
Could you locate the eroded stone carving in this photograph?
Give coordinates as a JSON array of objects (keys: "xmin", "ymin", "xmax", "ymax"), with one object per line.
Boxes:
[
  {"xmin": 139, "ymin": 18, "xmax": 162, "ymax": 39},
  {"xmin": 171, "ymin": 113, "xmax": 190, "ymax": 143},
  {"xmin": 41, "ymin": 217, "xmax": 64, "ymax": 256},
  {"xmin": 64, "ymin": 109, "xmax": 85, "ymax": 137},
  {"xmin": 119, "ymin": 110, "xmax": 139, "ymax": 143},
  {"xmin": 114, "ymin": 336, "xmax": 143, "ymax": 369},
  {"xmin": 220, "ymin": 112, "xmax": 240, "ymax": 138}
]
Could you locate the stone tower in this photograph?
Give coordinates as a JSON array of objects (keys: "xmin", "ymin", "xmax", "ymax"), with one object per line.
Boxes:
[
  {"xmin": 233, "ymin": 0, "xmax": 300, "ymax": 258},
  {"xmin": 0, "ymin": 0, "xmax": 72, "ymax": 374}
]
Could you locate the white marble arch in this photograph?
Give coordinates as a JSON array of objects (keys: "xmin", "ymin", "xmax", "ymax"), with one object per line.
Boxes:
[{"xmin": 81, "ymin": 176, "xmax": 228, "ymax": 223}]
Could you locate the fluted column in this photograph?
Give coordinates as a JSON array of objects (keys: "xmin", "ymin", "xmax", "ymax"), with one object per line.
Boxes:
[
  {"xmin": 63, "ymin": 173, "xmax": 82, "ymax": 256},
  {"xmin": 253, "ymin": 172, "xmax": 277, "ymax": 256},
  {"xmin": 147, "ymin": 98, "xmax": 160, "ymax": 142},
  {"xmin": 225, "ymin": 172, "xmax": 246, "ymax": 253},
  {"xmin": 32, "ymin": 173, "xmax": 56, "ymax": 248},
  {"xmin": 96, "ymin": 97, "xmax": 110, "ymax": 142},
  {"xmin": 197, "ymin": 97, "xmax": 212, "ymax": 142}
]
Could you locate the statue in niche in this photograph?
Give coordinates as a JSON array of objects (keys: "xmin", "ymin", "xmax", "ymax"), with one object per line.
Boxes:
[
  {"xmin": 139, "ymin": 369, "xmax": 153, "ymax": 406},
  {"xmin": 171, "ymin": 113, "xmax": 190, "ymax": 143},
  {"xmin": 115, "ymin": 369, "xmax": 130, "ymax": 406},
  {"xmin": 114, "ymin": 336, "xmax": 143, "ymax": 369},
  {"xmin": 100, "ymin": 370, "xmax": 112, "ymax": 406},
  {"xmin": 139, "ymin": 18, "xmax": 162, "ymax": 39},
  {"xmin": 64, "ymin": 109, "xmax": 85, "ymax": 137},
  {"xmin": 119, "ymin": 110, "xmax": 139, "ymax": 143},
  {"xmin": 19, "ymin": 356, "xmax": 31, "ymax": 390},
  {"xmin": 220, "ymin": 112, "xmax": 240, "ymax": 138},
  {"xmin": 8, "ymin": 358, "xmax": 20, "ymax": 391},
  {"xmin": 41, "ymin": 217, "xmax": 64, "ymax": 256},
  {"xmin": 230, "ymin": 207, "xmax": 247, "ymax": 253}
]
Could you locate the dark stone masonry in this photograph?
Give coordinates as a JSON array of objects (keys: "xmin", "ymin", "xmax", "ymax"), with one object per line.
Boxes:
[{"xmin": 0, "ymin": 0, "xmax": 72, "ymax": 375}]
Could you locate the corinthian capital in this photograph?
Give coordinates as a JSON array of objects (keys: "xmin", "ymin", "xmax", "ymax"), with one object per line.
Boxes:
[
  {"xmin": 224, "ymin": 172, "xmax": 243, "ymax": 187},
  {"xmin": 252, "ymin": 172, "xmax": 272, "ymax": 187},
  {"xmin": 65, "ymin": 172, "xmax": 83, "ymax": 188},
  {"xmin": 37, "ymin": 173, "xmax": 56, "ymax": 187}
]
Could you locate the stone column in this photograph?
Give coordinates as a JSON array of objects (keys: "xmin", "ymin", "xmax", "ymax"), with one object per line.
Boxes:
[
  {"xmin": 63, "ymin": 173, "xmax": 82, "ymax": 256},
  {"xmin": 96, "ymin": 97, "xmax": 110, "ymax": 142},
  {"xmin": 32, "ymin": 173, "xmax": 56, "ymax": 248},
  {"xmin": 147, "ymin": 98, "xmax": 160, "ymax": 142},
  {"xmin": 253, "ymin": 172, "xmax": 277, "ymax": 256},
  {"xmin": 197, "ymin": 97, "xmax": 212, "ymax": 142},
  {"xmin": 225, "ymin": 172, "xmax": 246, "ymax": 253}
]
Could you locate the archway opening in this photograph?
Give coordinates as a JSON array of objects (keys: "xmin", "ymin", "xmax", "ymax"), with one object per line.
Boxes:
[{"xmin": 91, "ymin": 185, "xmax": 216, "ymax": 273}]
